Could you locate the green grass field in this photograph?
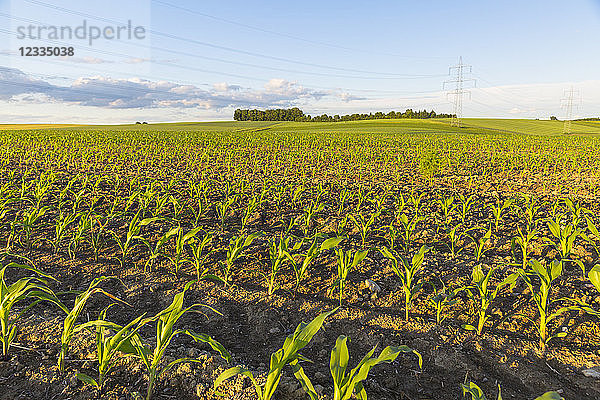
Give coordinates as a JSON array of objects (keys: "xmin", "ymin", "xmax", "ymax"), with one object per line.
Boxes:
[
  {"xmin": 3, "ymin": 118, "xmax": 599, "ymax": 136},
  {"xmin": 459, "ymin": 118, "xmax": 600, "ymax": 135}
]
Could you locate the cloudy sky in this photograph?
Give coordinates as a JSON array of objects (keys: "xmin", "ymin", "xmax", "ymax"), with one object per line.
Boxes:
[{"xmin": 1, "ymin": 0, "xmax": 599, "ymax": 123}]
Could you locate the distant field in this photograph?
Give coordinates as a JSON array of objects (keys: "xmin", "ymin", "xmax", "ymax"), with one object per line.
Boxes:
[
  {"xmin": 459, "ymin": 118, "xmax": 600, "ymax": 135},
  {"xmin": 0, "ymin": 124, "xmax": 84, "ymax": 130},
  {"xmin": 3, "ymin": 118, "xmax": 599, "ymax": 136}
]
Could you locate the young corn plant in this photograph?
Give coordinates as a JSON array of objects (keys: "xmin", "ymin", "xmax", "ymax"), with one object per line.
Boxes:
[
  {"xmin": 215, "ymin": 195, "xmax": 237, "ymax": 232},
  {"xmin": 490, "ymin": 198, "xmax": 513, "ymax": 232},
  {"xmin": 221, "ymin": 231, "xmax": 262, "ymax": 285},
  {"xmin": 302, "ymin": 197, "xmax": 325, "ymax": 236},
  {"xmin": 168, "ymin": 195, "xmax": 185, "ymax": 222},
  {"xmin": 58, "ymin": 276, "xmax": 124, "ymax": 373},
  {"xmin": 53, "ymin": 210, "xmax": 80, "ymax": 253},
  {"xmin": 297, "ymin": 335, "xmax": 422, "ymax": 400},
  {"xmin": 564, "ymin": 197, "xmax": 588, "ymax": 227},
  {"xmin": 288, "ymin": 235, "xmax": 343, "ymax": 292},
  {"xmin": 379, "ymin": 245, "xmax": 429, "ymax": 320},
  {"xmin": 335, "ymin": 215, "xmax": 349, "ymax": 238},
  {"xmin": 17, "ymin": 205, "xmax": 49, "ymax": 249},
  {"xmin": 69, "ymin": 212, "xmax": 93, "ymax": 259},
  {"xmin": 462, "ymin": 381, "xmax": 562, "ymax": 400},
  {"xmin": 337, "ymin": 188, "xmax": 350, "ymax": 216},
  {"xmin": 398, "ymin": 213, "xmax": 422, "ymax": 253},
  {"xmin": 89, "ymin": 215, "xmax": 109, "ymax": 261},
  {"xmin": 110, "ymin": 211, "xmax": 160, "ymax": 267},
  {"xmin": 545, "ymin": 219, "xmax": 582, "ymax": 275},
  {"xmin": 458, "ymin": 194, "xmax": 475, "ymax": 224},
  {"xmin": 292, "ymin": 183, "xmax": 307, "ymax": 208},
  {"xmin": 516, "ymin": 259, "xmax": 581, "ymax": 351},
  {"xmin": 169, "ymin": 226, "xmax": 203, "ymax": 274},
  {"xmin": 189, "ymin": 230, "xmax": 216, "ymax": 282},
  {"xmin": 512, "ymin": 227, "xmax": 539, "ymax": 269},
  {"xmin": 368, "ymin": 191, "xmax": 389, "ymax": 215},
  {"xmin": 437, "ymin": 195, "xmax": 457, "ymax": 227},
  {"xmin": 428, "ymin": 281, "xmax": 460, "ymax": 325},
  {"xmin": 519, "ymin": 194, "xmax": 543, "ymax": 231},
  {"xmin": 332, "ymin": 248, "xmax": 369, "ymax": 306},
  {"xmin": 266, "ymin": 234, "xmax": 293, "ymax": 296},
  {"xmin": 589, "ymin": 264, "xmax": 600, "ymax": 293},
  {"xmin": 382, "ymin": 223, "xmax": 398, "ymax": 250},
  {"xmin": 0, "ymin": 263, "xmax": 66, "ymax": 358},
  {"xmin": 354, "ymin": 188, "xmax": 369, "ymax": 213},
  {"xmin": 393, "ymin": 192, "xmax": 407, "ymax": 218},
  {"xmin": 74, "ymin": 304, "xmax": 153, "ymax": 392},
  {"xmin": 471, "ymin": 227, "xmax": 493, "ymax": 262},
  {"xmin": 214, "ymin": 308, "xmax": 337, "ymax": 400},
  {"xmin": 409, "ymin": 191, "xmax": 424, "ymax": 218},
  {"xmin": 130, "ymin": 281, "xmax": 231, "ymax": 400},
  {"xmin": 463, "ymin": 265, "xmax": 518, "ymax": 335},
  {"xmin": 581, "ymin": 216, "xmax": 600, "ymax": 258},
  {"xmin": 446, "ymin": 223, "xmax": 476, "ymax": 259},
  {"xmin": 152, "ymin": 192, "xmax": 171, "ymax": 218},
  {"xmin": 348, "ymin": 210, "xmax": 381, "ymax": 246},
  {"xmin": 241, "ymin": 193, "xmax": 264, "ymax": 231},
  {"xmin": 139, "ymin": 226, "xmax": 180, "ymax": 272}
]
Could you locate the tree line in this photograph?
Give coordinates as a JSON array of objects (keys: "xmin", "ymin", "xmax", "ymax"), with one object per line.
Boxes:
[{"xmin": 233, "ymin": 107, "xmax": 454, "ymax": 122}]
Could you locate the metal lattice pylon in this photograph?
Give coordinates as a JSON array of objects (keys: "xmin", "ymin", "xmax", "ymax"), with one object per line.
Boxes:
[{"xmin": 444, "ymin": 56, "xmax": 476, "ymax": 128}]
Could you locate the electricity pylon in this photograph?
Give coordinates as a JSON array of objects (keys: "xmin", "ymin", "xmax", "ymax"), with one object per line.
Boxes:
[
  {"xmin": 444, "ymin": 56, "xmax": 476, "ymax": 128},
  {"xmin": 561, "ymin": 86, "xmax": 580, "ymax": 134}
]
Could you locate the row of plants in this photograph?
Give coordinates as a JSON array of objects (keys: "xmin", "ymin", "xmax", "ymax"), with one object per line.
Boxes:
[{"xmin": 2, "ymin": 260, "xmax": 566, "ymax": 399}]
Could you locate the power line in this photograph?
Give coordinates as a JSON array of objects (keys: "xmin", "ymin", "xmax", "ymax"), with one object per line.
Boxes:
[
  {"xmin": 443, "ymin": 56, "xmax": 476, "ymax": 127},
  {"xmin": 151, "ymin": 0, "xmax": 453, "ymax": 61},
  {"xmin": 1, "ymin": 13, "xmax": 447, "ymax": 82},
  {"xmin": 0, "ymin": 21, "xmax": 447, "ymax": 99},
  {"xmin": 19, "ymin": 0, "xmax": 445, "ymax": 78}
]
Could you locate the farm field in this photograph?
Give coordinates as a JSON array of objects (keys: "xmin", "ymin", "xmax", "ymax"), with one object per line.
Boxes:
[
  {"xmin": 458, "ymin": 118, "xmax": 600, "ymax": 136},
  {"xmin": 0, "ymin": 124, "xmax": 84, "ymax": 131},
  {"xmin": 1, "ymin": 119, "xmax": 600, "ymax": 400},
  {"xmin": 7, "ymin": 117, "xmax": 600, "ymax": 136}
]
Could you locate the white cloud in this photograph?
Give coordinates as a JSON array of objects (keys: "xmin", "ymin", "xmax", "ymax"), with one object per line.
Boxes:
[
  {"xmin": 59, "ymin": 56, "xmax": 114, "ymax": 64},
  {"xmin": 0, "ymin": 67, "xmax": 330, "ymax": 110},
  {"xmin": 124, "ymin": 57, "xmax": 151, "ymax": 64},
  {"xmin": 339, "ymin": 92, "xmax": 366, "ymax": 102}
]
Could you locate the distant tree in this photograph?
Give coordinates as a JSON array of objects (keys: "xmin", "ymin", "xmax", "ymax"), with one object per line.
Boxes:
[
  {"xmin": 550, "ymin": 116, "xmax": 558, "ymax": 121},
  {"xmin": 232, "ymin": 108, "xmax": 453, "ymax": 122}
]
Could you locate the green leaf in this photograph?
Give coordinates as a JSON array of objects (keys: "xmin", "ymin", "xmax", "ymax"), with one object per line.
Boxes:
[
  {"xmin": 184, "ymin": 330, "xmax": 231, "ymax": 363},
  {"xmin": 461, "ymin": 381, "xmax": 487, "ymax": 400},
  {"xmin": 550, "ymin": 260, "xmax": 562, "ymax": 281},
  {"xmin": 589, "ymin": 265, "xmax": 600, "ymax": 293},
  {"xmin": 351, "ymin": 249, "xmax": 369, "ymax": 268},
  {"xmin": 76, "ymin": 372, "xmax": 99, "ymax": 388},
  {"xmin": 534, "ymin": 392, "xmax": 563, "ymax": 400},
  {"xmin": 321, "ymin": 237, "xmax": 344, "ymax": 251},
  {"xmin": 290, "ymin": 359, "xmax": 318, "ymax": 400},
  {"xmin": 330, "ymin": 336, "xmax": 350, "ymax": 390},
  {"xmin": 214, "ymin": 367, "xmax": 262, "ymax": 398}
]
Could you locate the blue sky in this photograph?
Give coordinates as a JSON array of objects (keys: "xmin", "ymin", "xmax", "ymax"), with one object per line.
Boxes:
[{"xmin": 1, "ymin": 0, "xmax": 599, "ymax": 123}]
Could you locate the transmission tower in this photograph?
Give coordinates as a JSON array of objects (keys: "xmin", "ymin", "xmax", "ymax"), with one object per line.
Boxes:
[
  {"xmin": 443, "ymin": 56, "xmax": 476, "ymax": 127},
  {"xmin": 560, "ymin": 86, "xmax": 580, "ymax": 134}
]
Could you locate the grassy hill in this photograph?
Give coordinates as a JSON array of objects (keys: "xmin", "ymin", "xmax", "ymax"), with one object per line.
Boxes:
[{"xmin": 2, "ymin": 118, "xmax": 600, "ymax": 136}]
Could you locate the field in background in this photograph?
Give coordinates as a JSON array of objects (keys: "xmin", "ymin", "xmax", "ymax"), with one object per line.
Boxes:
[
  {"xmin": 4, "ymin": 117, "xmax": 600, "ymax": 135},
  {"xmin": 0, "ymin": 123, "xmax": 84, "ymax": 130}
]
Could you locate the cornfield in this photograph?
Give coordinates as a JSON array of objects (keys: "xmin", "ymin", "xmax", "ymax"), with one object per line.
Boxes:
[{"xmin": 1, "ymin": 122, "xmax": 599, "ymax": 399}]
